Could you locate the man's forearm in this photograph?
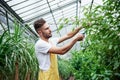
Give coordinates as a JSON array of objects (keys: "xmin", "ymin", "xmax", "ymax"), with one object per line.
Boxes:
[
  {"xmin": 61, "ymin": 38, "xmax": 77, "ymax": 54},
  {"xmin": 49, "ymin": 34, "xmax": 84, "ymax": 55},
  {"xmin": 58, "ymin": 27, "xmax": 83, "ymax": 43},
  {"xmin": 48, "ymin": 39, "xmax": 77, "ymax": 55}
]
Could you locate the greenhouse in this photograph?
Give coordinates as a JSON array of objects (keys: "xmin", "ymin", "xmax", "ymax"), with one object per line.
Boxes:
[{"xmin": 0, "ymin": 0, "xmax": 120, "ymax": 80}]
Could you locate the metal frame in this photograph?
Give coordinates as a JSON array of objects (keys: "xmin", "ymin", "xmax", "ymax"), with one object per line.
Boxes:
[
  {"xmin": 55, "ymin": 4, "xmax": 77, "ymax": 19},
  {"xmin": 5, "ymin": 0, "xmax": 12, "ymax": 3},
  {"xmin": 0, "ymin": 0, "xmax": 38, "ymax": 37},
  {"xmin": 15, "ymin": 0, "xmax": 44, "ymax": 11},
  {"xmin": 25, "ymin": 0, "xmax": 76, "ymax": 23},
  {"xmin": 18, "ymin": 0, "xmax": 67, "ymax": 16},
  {"xmin": 27, "ymin": 5, "xmax": 76, "ymax": 27},
  {"xmin": 18, "ymin": 1, "xmax": 47, "ymax": 15},
  {"xmin": 89, "ymin": 0, "xmax": 94, "ymax": 13},
  {"xmin": 0, "ymin": 5, "xmax": 14, "ymax": 24},
  {"xmin": 20, "ymin": 0, "xmax": 75, "ymax": 19},
  {"xmin": 78, "ymin": 0, "xmax": 81, "ymax": 19},
  {"xmin": 46, "ymin": 0, "xmax": 61, "ymax": 36},
  {"xmin": 0, "ymin": 0, "xmax": 24, "ymax": 23},
  {"xmin": 21, "ymin": 5, "xmax": 49, "ymax": 18},
  {"xmin": 10, "ymin": 0, "xmax": 29, "ymax": 7},
  {"xmin": 1, "ymin": 0, "xmax": 85, "ymax": 38}
]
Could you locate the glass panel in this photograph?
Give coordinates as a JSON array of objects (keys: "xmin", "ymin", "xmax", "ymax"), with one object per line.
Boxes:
[
  {"xmin": 62, "ymin": 5, "xmax": 76, "ymax": 11},
  {"xmin": 20, "ymin": 4, "xmax": 49, "ymax": 18},
  {"xmin": 16, "ymin": 1, "xmax": 47, "ymax": 15},
  {"xmin": 3, "ymin": 0, "xmax": 103, "ymax": 38},
  {"xmin": 94, "ymin": 0, "xmax": 103, "ymax": 5},
  {"xmin": 7, "ymin": 0, "xmax": 27, "ymax": 7},
  {"xmin": 12, "ymin": 0, "xmax": 42, "ymax": 10},
  {"xmin": 23, "ymin": 9, "xmax": 50, "ymax": 21},
  {"xmin": 50, "ymin": 0, "xmax": 75, "ymax": 10},
  {"xmin": 81, "ymin": 0, "xmax": 92, "ymax": 6}
]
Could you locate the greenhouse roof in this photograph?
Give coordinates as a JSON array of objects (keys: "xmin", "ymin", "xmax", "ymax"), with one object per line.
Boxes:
[{"xmin": 1, "ymin": 0, "xmax": 103, "ymax": 37}]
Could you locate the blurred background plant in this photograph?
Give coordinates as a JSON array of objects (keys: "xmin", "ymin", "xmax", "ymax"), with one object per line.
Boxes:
[
  {"xmin": 58, "ymin": 57, "xmax": 74, "ymax": 80},
  {"xmin": 0, "ymin": 21, "xmax": 38, "ymax": 80},
  {"xmin": 58, "ymin": 0, "xmax": 120, "ymax": 80}
]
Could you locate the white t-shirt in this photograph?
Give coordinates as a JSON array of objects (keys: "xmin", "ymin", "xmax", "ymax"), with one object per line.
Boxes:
[{"xmin": 35, "ymin": 38, "xmax": 59, "ymax": 71}]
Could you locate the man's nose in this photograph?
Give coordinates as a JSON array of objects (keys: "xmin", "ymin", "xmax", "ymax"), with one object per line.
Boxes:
[{"xmin": 49, "ymin": 29, "xmax": 51, "ymax": 33}]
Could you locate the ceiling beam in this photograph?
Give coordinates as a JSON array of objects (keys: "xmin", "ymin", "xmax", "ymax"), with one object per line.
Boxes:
[
  {"xmin": 10, "ymin": 0, "xmax": 29, "ymax": 7},
  {"xmin": 0, "ymin": 0, "xmax": 24, "ymax": 23},
  {"xmin": 89, "ymin": 0, "xmax": 94, "ymax": 13},
  {"xmin": 0, "ymin": 0, "xmax": 38, "ymax": 37},
  {"xmin": 15, "ymin": 0, "xmax": 44, "ymax": 11},
  {"xmin": 46, "ymin": 0, "xmax": 61, "ymax": 36},
  {"xmin": 25, "ymin": 0, "xmax": 76, "ymax": 23}
]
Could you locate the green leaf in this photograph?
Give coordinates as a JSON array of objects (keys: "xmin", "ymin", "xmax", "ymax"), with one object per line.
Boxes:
[
  {"xmin": 108, "ymin": 45, "xmax": 112, "ymax": 50},
  {"xmin": 58, "ymin": 23, "xmax": 64, "ymax": 31}
]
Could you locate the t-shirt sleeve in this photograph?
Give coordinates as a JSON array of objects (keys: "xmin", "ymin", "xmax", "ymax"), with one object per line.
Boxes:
[{"xmin": 35, "ymin": 40, "xmax": 52, "ymax": 54}]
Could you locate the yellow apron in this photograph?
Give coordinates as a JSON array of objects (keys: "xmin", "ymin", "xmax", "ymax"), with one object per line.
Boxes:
[{"xmin": 38, "ymin": 53, "xmax": 60, "ymax": 80}]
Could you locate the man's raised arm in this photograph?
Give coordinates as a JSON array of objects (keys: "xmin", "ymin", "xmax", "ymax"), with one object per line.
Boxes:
[
  {"xmin": 58, "ymin": 27, "xmax": 83, "ymax": 43},
  {"xmin": 49, "ymin": 33, "xmax": 84, "ymax": 55}
]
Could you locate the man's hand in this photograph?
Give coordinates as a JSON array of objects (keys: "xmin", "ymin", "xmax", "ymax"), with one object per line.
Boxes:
[
  {"xmin": 74, "ymin": 33, "xmax": 84, "ymax": 41},
  {"xmin": 58, "ymin": 26, "xmax": 83, "ymax": 43},
  {"xmin": 75, "ymin": 26, "xmax": 83, "ymax": 31}
]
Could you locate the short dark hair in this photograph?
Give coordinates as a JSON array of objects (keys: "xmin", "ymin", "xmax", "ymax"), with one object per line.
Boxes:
[{"xmin": 34, "ymin": 18, "xmax": 46, "ymax": 33}]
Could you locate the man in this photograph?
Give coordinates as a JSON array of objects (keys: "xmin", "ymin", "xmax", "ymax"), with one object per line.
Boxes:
[{"xmin": 34, "ymin": 18, "xmax": 84, "ymax": 80}]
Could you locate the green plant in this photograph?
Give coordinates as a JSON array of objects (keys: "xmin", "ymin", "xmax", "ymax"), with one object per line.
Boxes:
[
  {"xmin": 58, "ymin": 0, "xmax": 120, "ymax": 80},
  {"xmin": 0, "ymin": 21, "xmax": 38, "ymax": 80},
  {"xmin": 58, "ymin": 58, "xmax": 74, "ymax": 80}
]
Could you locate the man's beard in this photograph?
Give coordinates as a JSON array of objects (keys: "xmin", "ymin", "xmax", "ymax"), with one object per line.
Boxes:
[{"xmin": 43, "ymin": 33, "xmax": 52, "ymax": 39}]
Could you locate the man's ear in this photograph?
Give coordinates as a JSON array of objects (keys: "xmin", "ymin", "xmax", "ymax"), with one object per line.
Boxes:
[{"xmin": 38, "ymin": 30, "xmax": 42, "ymax": 35}]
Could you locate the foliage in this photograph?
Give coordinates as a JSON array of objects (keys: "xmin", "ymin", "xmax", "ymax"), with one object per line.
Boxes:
[
  {"xmin": 58, "ymin": 58, "xmax": 74, "ymax": 80},
  {"xmin": 58, "ymin": 0, "xmax": 120, "ymax": 80},
  {"xmin": 0, "ymin": 21, "xmax": 38, "ymax": 80}
]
